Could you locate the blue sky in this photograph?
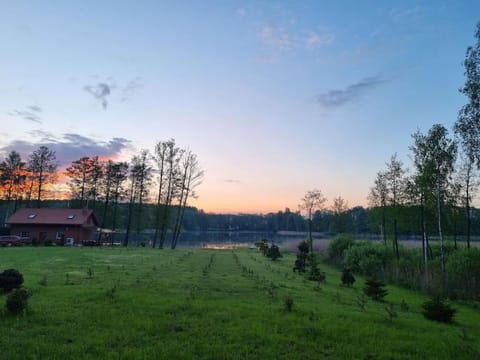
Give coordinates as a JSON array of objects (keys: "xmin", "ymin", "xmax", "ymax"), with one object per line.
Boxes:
[{"xmin": 0, "ymin": 1, "xmax": 479, "ymax": 213}]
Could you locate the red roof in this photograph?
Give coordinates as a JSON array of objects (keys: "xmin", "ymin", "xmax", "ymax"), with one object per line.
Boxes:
[{"xmin": 6, "ymin": 208, "xmax": 99, "ymax": 227}]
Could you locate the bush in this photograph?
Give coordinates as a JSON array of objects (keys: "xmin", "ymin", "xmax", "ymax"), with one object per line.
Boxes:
[
  {"xmin": 266, "ymin": 244, "xmax": 282, "ymax": 261},
  {"xmin": 445, "ymin": 248, "xmax": 480, "ymax": 300},
  {"xmin": 0, "ymin": 269, "xmax": 24, "ymax": 293},
  {"xmin": 44, "ymin": 239, "xmax": 55, "ymax": 246},
  {"xmin": 364, "ymin": 277, "xmax": 388, "ymax": 301},
  {"xmin": 327, "ymin": 234, "xmax": 354, "ymax": 264},
  {"xmin": 255, "ymin": 239, "xmax": 269, "ymax": 256},
  {"xmin": 308, "ymin": 255, "xmax": 326, "ymax": 282},
  {"xmin": 298, "ymin": 240, "xmax": 309, "ymax": 254},
  {"xmin": 284, "ymin": 296, "xmax": 294, "ymax": 312},
  {"xmin": 5, "ymin": 287, "xmax": 31, "ymax": 315},
  {"xmin": 341, "ymin": 268, "xmax": 355, "ymax": 286},
  {"xmin": 293, "ymin": 241, "xmax": 309, "ymax": 273},
  {"xmin": 422, "ymin": 297, "xmax": 456, "ymax": 323},
  {"xmin": 343, "ymin": 242, "xmax": 391, "ymax": 277}
]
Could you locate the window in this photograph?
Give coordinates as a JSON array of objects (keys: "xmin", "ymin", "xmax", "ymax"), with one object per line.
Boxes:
[
  {"xmin": 56, "ymin": 232, "xmax": 65, "ymax": 240},
  {"xmin": 27, "ymin": 214, "xmax": 36, "ymax": 219},
  {"xmin": 67, "ymin": 214, "xmax": 75, "ymax": 219},
  {"xmin": 20, "ymin": 232, "xmax": 29, "ymax": 238}
]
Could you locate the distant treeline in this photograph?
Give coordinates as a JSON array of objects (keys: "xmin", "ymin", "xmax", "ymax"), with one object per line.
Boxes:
[{"xmin": 2, "ymin": 200, "xmax": 480, "ymax": 241}]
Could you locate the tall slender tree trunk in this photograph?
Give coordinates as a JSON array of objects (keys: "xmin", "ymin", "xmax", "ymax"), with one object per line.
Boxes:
[
  {"xmin": 421, "ymin": 194, "xmax": 428, "ymax": 283},
  {"xmin": 124, "ymin": 179, "xmax": 136, "ymax": 247},
  {"xmin": 152, "ymin": 169, "xmax": 164, "ymax": 248},
  {"xmin": 381, "ymin": 205, "xmax": 386, "ymax": 247},
  {"xmin": 36, "ymin": 167, "xmax": 43, "ymax": 208},
  {"xmin": 308, "ymin": 209, "xmax": 313, "ymax": 253},
  {"xmin": 436, "ymin": 181, "xmax": 445, "ymax": 273},
  {"xmin": 393, "ymin": 218, "xmax": 399, "ymax": 259},
  {"xmin": 466, "ymin": 180, "xmax": 471, "ymax": 249}
]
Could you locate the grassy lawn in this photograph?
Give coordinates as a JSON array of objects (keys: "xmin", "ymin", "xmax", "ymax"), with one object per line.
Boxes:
[{"xmin": 0, "ymin": 246, "xmax": 479, "ymax": 359}]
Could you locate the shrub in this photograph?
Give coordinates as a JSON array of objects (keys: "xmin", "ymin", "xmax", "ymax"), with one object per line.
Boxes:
[
  {"xmin": 0, "ymin": 269, "xmax": 24, "ymax": 293},
  {"xmin": 444, "ymin": 248, "xmax": 480, "ymax": 300},
  {"xmin": 293, "ymin": 241, "xmax": 309, "ymax": 273},
  {"xmin": 255, "ymin": 239, "xmax": 269, "ymax": 256},
  {"xmin": 266, "ymin": 244, "xmax": 282, "ymax": 261},
  {"xmin": 364, "ymin": 278, "xmax": 388, "ymax": 301},
  {"xmin": 38, "ymin": 275, "xmax": 48, "ymax": 287},
  {"xmin": 298, "ymin": 240, "xmax": 309, "ymax": 254},
  {"xmin": 5, "ymin": 287, "xmax": 31, "ymax": 315},
  {"xmin": 400, "ymin": 299, "xmax": 409, "ymax": 312},
  {"xmin": 308, "ymin": 255, "xmax": 326, "ymax": 282},
  {"xmin": 422, "ymin": 297, "xmax": 456, "ymax": 323},
  {"xmin": 343, "ymin": 242, "xmax": 391, "ymax": 277},
  {"xmin": 44, "ymin": 239, "xmax": 55, "ymax": 246},
  {"xmin": 341, "ymin": 268, "xmax": 355, "ymax": 286},
  {"xmin": 284, "ymin": 296, "xmax": 294, "ymax": 312},
  {"xmin": 384, "ymin": 303, "xmax": 397, "ymax": 322},
  {"xmin": 327, "ymin": 234, "xmax": 354, "ymax": 264}
]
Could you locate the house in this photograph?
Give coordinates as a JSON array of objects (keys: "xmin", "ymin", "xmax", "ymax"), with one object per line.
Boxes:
[{"xmin": 6, "ymin": 208, "xmax": 99, "ymax": 245}]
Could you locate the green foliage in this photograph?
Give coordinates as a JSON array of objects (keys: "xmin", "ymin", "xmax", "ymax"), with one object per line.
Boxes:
[
  {"xmin": 284, "ymin": 296, "xmax": 294, "ymax": 312},
  {"xmin": 0, "ymin": 268, "xmax": 24, "ymax": 293},
  {"xmin": 298, "ymin": 240, "xmax": 309, "ymax": 254},
  {"xmin": 266, "ymin": 244, "xmax": 282, "ymax": 261},
  {"xmin": 293, "ymin": 241, "xmax": 309, "ymax": 273},
  {"xmin": 355, "ymin": 293, "xmax": 368, "ymax": 312},
  {"xmin": 364, "ymin": 278, "xmax": 388, "ymax": 301},
  {"xmin": 384, "ymin": 303, "xmax": 398, "ymax": 322},
  {"xmin": 327, "ymin": 234, "xmax": 354, "ymax": 264},
  {"xmin": 0, "ymin": 247, "xmax": 479, "ymax": 359},
  {"xmin": 422, "ymin": 297, "xmax": 456, "ymax": 323},
  {"xmin": 307, "ymin": 255, "xmax": 326, "ymax": 282},
  {"xmin": 44, "ymin": 239, "xmax": 55, "ymax": 247},
  {"xmin": 341, "ymin": 268, "xmax": 355, "ymax": 286},
  {"xmin": 255, "ymin": 239, "xmax": 269, "ymax": 256},
  {"xmin": 343, "ymin": 242, "xmax": 390, "ymax": 277},
  {"xmin": 445, "ymin": 248, "xmax": 480, "ymax": 299},
  {"xmin": 5, "ymin": 287, "xmax": 31, "ymax": 315},
  {"xmin": 106, "ymin": 284, "xmax": 117, "ymax": 299},
  {"xmin": 38, "ymin": 275, "xmax": 48, "ymax": 287},
  {"xmin": 400, "ymin": 299, "xmax": 409, "ymax": 312}
]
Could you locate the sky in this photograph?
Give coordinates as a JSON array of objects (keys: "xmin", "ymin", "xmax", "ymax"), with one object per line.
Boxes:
[{"xmin": 0, "ymin": 0, "xmax": 479, "ymax": 214}]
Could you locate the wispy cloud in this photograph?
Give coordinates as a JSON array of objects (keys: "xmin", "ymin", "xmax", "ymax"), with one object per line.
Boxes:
[
  {"xmin": 84, "ymin": 82, "xmax": 113, "ymax": 109},
  {"xmin": 304, "ymin": 30, "xmax": 334, "ymax": 48},
  {"xmin": 0, "ymin": 133, "xmax": 132, "ymax": 168},
  {"xmin": 260, "ymin": 24, "xmax": 333, "ymax": 51},
  {"xmin": 8, "ymin": 105, "xmax": 43, "ymax": 124},
  {"xmin": 261, "ymin": 25, "xmax": 294, "ymax": 50},
  {"xmin": 120, "ymin": 78, "xmax": 143, "ymax": 103},
  {"xmin": 84, "ymin": 77, "xmax": 143, "ymax": 108},
  {"xmin": 389, "ymin": 6, "xmax": 422, "ymax": 21},
  {"xmin": 316, "ymin": 76, "xmax": 385, "ymax": 108}
]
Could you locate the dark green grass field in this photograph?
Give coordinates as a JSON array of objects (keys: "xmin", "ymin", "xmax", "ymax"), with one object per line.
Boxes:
[{"xmin": 0, "ymin": 247, "xmax": 479, "ymax": 359}]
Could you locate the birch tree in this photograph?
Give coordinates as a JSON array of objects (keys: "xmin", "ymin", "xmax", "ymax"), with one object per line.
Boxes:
[
  {"xmin": 454, "ymin": 22, "xmax": 480, "ymax": 248},
  {"xmin": 171, "ymin": 150, "xmax": 204, "ymax": 249},
  {"xmin": 299, "ymin": 189, "xmax": 327, "ymax": 253}
]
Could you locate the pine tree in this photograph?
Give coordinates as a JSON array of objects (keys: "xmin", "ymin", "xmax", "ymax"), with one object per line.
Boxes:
[{"xmin": 363, "ymin": 277, "xmax": 387, "ymax": 301}]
